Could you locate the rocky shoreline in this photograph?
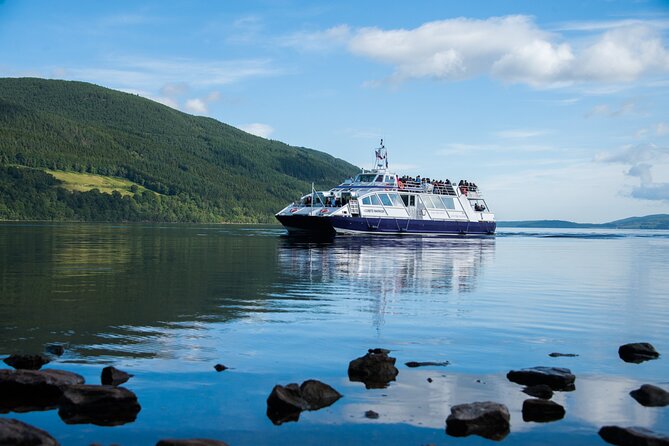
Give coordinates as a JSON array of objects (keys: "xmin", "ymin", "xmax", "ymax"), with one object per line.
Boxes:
[{"xmin": 0, "ymin": 342, "xmax": 667, "ymax": 445}]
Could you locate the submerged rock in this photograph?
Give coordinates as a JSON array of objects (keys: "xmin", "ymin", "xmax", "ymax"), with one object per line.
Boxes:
[
  {"xmin": 100, "ymin": 366, "xmax": 132, "ymax": 386},
  {"xmin": 0, "ymin": 369, "xmax": 85, "ymax": 413},
  {"xmin": 619, "ymin": 343, "xmax": 660, "ymax": 364},
  {"xmin": 3, "ymin": 354, "xmax": 51, "ymax": 370},
  {"xmin": 522, "ymin": 398, "xmax": 565, "ymax": 422},
  {"xmin": 58, "ymin": 384, "xmax": 141, "ymax": 426},
  {"xmin": 45, "ymin": 344, "xmax": 65, "ymax": 357},
  {"xmin": 348, "ymin": 349, "xmax": 399, "ymax": 389},
  {"xmin": 507, "ymin": 367, "xmax": 576, "ymax": 391},
  {"xmin": 522, "ymin": 384, "xmax": 554, "ymax": 400},
  {"xmin": 156, "ymin": 440, "xmax": 229, "ymax": 446},
  {"xmin": 266, "ymin": 379, "xmax": 342, "ymax": 425},
  {"xmin": 599, "ymin": 425, "xmax": 669, "ymax": 446},
  {"xmin": 405, "ymin": 361, "xmax": 450, "ymax": 368},
  {"xmin": 0, "ymin": 417, "xmax": 60, "ymax": 446},
  {"xmin": 445, "ymin": 401, "xmax": 510, "ymax": 441},
  {"xmin": 630, "ymin": 384, "xmax": 669, "ymax": 407},
  {"xmin": 365, "ymin": 410, "xmax": 379, "ymax": 419}
]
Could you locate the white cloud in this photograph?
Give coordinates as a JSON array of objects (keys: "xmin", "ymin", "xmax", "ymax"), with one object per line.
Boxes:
[
  {"xmin": 239, "ymin": 123, "xmax": 274, "ymax": 138},
  {"xmin": 185, "ymin": 98, "xmax": 207, "ymax": 114},
  {"xmin": 495, "ymin": 129, "xmax": 547, "ymax": 139},
  {"xmin": 597, "ymin": 143, "xmax": 669, "ymax": 201},
  {"xmin": 596, "ymin": 143, "xmax": 669, "ymax": 165},
  {"xmin": 65, "ymin": 57, "xmax": 281, "ymax": 92},
  {"xmin": 206, "ymin": 91, "xmax": 221, "ymax": 102},
  {"xmin": 313, "ymin": 16, "xmax": 669, "ymax": 88},
  {"xmin": 183, "ymin": 90, "xmax": 221, "ymax": 115},
  {"xmin": 575, "ymin": 26, "xmax": 669, "ymax": 83},
  {"xmin": 586, "ymin": 101, "xmax": 637, "ymax": 118},
  {"xmin": 226, "ymin": 15, "xmax": 264, "ymax": 44},
  {"xmin": 554, "ymin": 18, "xmax": 669, "ymax": 32},
  {"xmin": 278, "ymin": 25, "xmax": 351, "ymax": 51},
  {"xmin": 160, "ymin": 82, "xmax": 189, "ymax": 97},
  {"xmin": 656, "ymin": 122, "xmax": 669, "ymax": 136}
]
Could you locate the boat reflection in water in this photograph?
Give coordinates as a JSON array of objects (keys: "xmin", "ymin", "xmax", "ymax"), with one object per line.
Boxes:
[{"xmin": 277, "ymin": 235, "xmax": 495, "ymax": 327}]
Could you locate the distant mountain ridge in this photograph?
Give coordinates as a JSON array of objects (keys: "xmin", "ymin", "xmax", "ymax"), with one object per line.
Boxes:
[
  {"xmin": 498, "ymin": 214, "xmax": 669, "ymax": 230},
  {"xmin": 0, "ymin": 77, "xmax": 359, "ymax": 222}
]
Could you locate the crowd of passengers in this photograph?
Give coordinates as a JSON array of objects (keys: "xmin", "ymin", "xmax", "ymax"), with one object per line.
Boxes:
[
  {"xmin": 399, "ymin": 175, "xmax": 451, "ymax": 186},
  {"xmin": 458, "ymin": 179, "xmax": 478, "ymax": 192},
  {"xmin": 398, "ymin": 176, "xmax": 478, "ymax": 192}
]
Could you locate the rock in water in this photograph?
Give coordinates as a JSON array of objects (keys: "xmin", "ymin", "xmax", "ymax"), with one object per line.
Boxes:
[
  {"xmin": 101, "ymin": 366, "xmax": 132, "ymax": 386},
  {"xmin": 548, "ymin": 352, "xmax": 579, "ymax": 357},
  {"xmin": 630, "ymin": 384, "xmax": 669, "ymax": 407},
  {"xmin": 348, "ymin": 349, "xmax": 399, "ymax": 389},
  {"xmin": 45, "ymin": 344, "xmax": 65, "ymax": 357},
  {"xmin": 507, "ymin": 367, "xmax": 576, "ymax": 391},
  {"xmin": 266, "ymin": 379, "xmax": 342, "ymax": 425},
  {"xmin": 3, "ymin": 354, "xmax": 51, "ymax": 370},
  {"xmin": 213, "ymin": 364, "xmax": 228, "ymax": 372},
  {"xmin": 365, "ymin": 410, "xmax": 379, "ymax": 419},
  {"xmin": 0, "ymin": 417, "xmax": 60, "ymax": 446},
  {"xmin": 522, "ymin": 398, "xmax": 565, "ymax": 422},
  {"xmin": 522, "ymin": 384, "xmax": 554, "ymax": 400},
  {"xmin": 0, "ymin": 369, "xmax": 85, "ymax": 413},
  {"xmin": 156, "ymin": 440, "xmax": 229, "ymax": 446},
  {"xmin": 618, "ymin": 343, "xmax": 660, "ymax": 363},
  {"xmin": 445, "ymin": 401, "xmax": 510, "ymax": 441},
  {"xmin": 599, "ymin": 425, "xmax": 669, "ymax": 446},
  {"xmin": 266, "ymin": 383, "xmax": 304, "ymax": 425},
  {"xmin": 405, "ymin": 361, "xmax": 450, "ymax": 368},
  {"xmin": 299, "ymin": 380, "xmax": 342, "ymax": 410},
  {"xmin": 58, "ymin": 384, "xmax": 141, "ymax": 426}
]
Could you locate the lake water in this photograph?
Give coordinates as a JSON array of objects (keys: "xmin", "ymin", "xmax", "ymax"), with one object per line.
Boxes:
[{"xmin": 1, "ymin": 223, "xmax": 668, "ymax": 445}]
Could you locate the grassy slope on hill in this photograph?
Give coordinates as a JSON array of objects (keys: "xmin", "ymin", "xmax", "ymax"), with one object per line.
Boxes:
[{"xmin": 0, "ymin": 77, "xmax": 359, "ymax": 222}]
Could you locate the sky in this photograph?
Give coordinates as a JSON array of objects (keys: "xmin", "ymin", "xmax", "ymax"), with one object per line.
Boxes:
[{"xmin": 1, "ymin": 0, "xmax": 669, "ymax": 222}]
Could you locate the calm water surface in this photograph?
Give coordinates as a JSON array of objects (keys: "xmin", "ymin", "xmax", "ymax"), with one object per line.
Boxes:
[{"xmin": 1, "ymin": 223, "xmax": 668, "ymax": 445}]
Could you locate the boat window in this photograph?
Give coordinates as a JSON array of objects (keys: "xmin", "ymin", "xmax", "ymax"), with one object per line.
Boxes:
[
  {"xmin": 441, "ymin": 196, "xmax": 456, "ymax": 209},
  {"xmin": 400, "ymin": 194, "xmax": 409, "ymax": 206},
  {"xmin": 362, "ymin": 196, "xmax": 371, "ymax": 205},
  {"xmin": 356, "ymin": 174, "xmax": 376, "ymax": 182},
  {"xmin": 409, "ymin": 195, "xmax": 416, "ymax": 206},
  {"xmin": 384, "ymin": 175, "xmax": 394, "ymax": 182},
  {"xmin": 374, "ymin": 175, "xmax": 384, "ymax": 182},
  {"xmin": 378, "ymin": 193, "xmax": 393, "ymax": 206},
  {"xmin": 431, "ymin": 195, "xmax": 445, "ymax": 209},
  {"xmin": 370, "ymin": 194, "xmax": 382, "ymax": 206},
  {"xmin": 388, "ymin": 193, "xmax": 404, "ymax": 207},
  {"xmin": 422, "ymin": 196, "xmax": 437, "ymax": 208}
]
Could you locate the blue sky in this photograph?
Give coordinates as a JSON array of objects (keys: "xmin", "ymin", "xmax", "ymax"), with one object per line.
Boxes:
[{"xmin": 1, "ymin": 0, "xmax": 669, "ymax": 222}]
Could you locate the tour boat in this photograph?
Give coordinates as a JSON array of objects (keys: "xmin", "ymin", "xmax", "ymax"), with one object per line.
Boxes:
[{"xmin": 275, "ymin": 140, "xmax": 496, "ymax": 236}]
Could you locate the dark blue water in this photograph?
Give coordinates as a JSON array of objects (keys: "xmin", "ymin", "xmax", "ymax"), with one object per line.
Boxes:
[{"xmin": 1, "ymin": 223, "xmax": 668, "ymax": 445}]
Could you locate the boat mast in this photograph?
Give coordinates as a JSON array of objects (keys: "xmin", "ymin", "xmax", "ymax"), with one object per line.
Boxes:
[{"xmin": 374, "ymin": 139, "xmax": 388, "ymax": 171}]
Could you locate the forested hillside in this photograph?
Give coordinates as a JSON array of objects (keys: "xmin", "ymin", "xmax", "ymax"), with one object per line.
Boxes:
[{"xmin": 0, "ymin": 78, "xmax": 358, "ymax": 222}]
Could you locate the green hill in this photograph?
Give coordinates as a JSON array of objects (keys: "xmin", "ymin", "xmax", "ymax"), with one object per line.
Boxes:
[
  {"xmin": 0, "ymin": 77, "xmax": 359, "ymax": 222},
  {"xmin": 498, "ymin": 214, "xmax": 669, "ymax": 230}
]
